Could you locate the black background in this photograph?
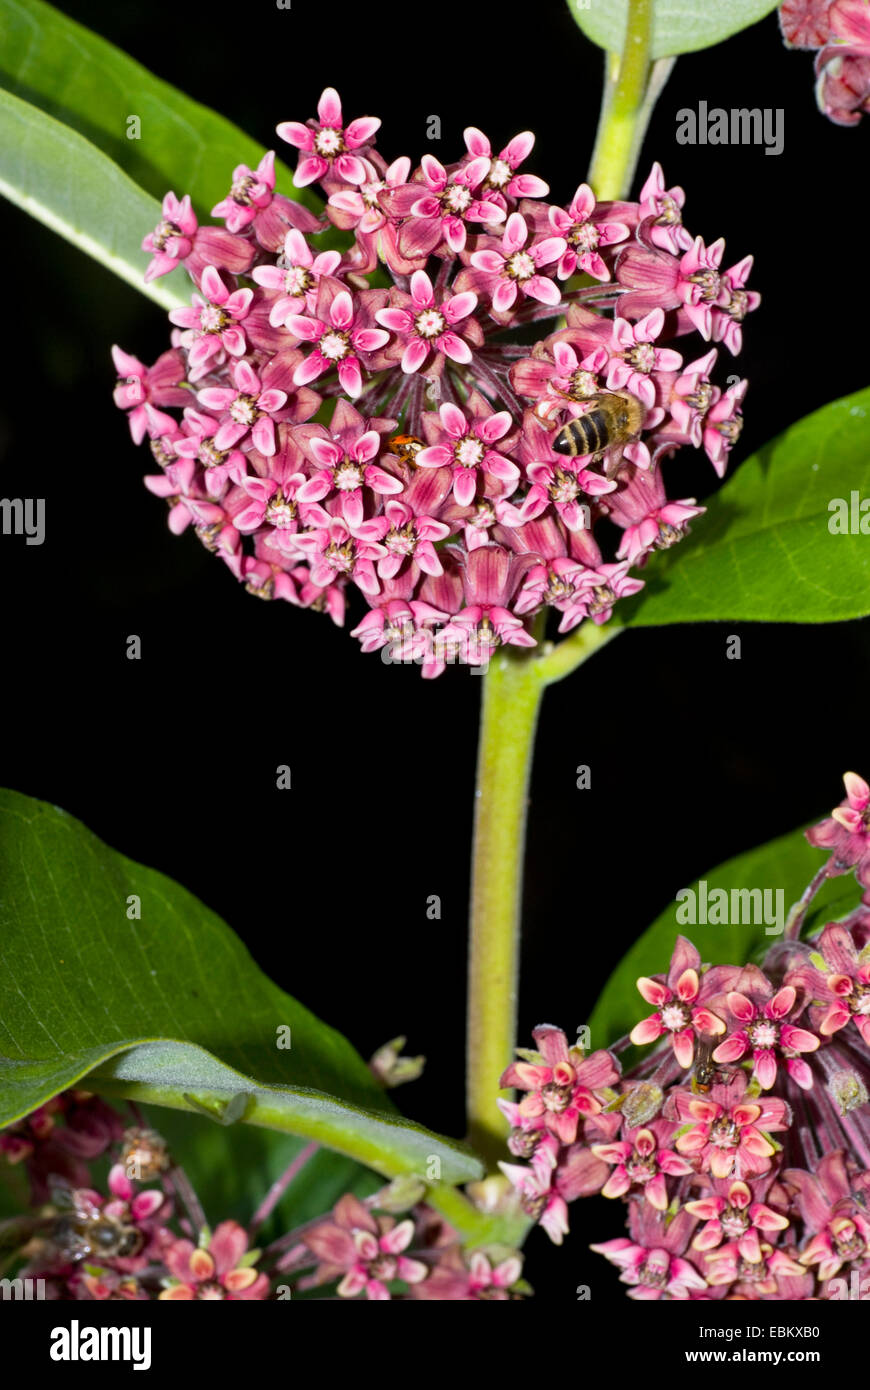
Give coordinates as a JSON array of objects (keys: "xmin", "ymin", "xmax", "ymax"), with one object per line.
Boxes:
[{"xmin": 2, "ymin": 0, "xmax": 869, "ymax": 1302}]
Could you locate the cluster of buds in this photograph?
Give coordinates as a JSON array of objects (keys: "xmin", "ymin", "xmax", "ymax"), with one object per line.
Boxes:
[
  {"xmin": 2, "ymin": 1098, "xmax": 526, "ymax": 1301},
  {"xmin": 499, "ymin": 772, "xmax": 870, "ymax": 1299},
  {"xmin": 113, "ymin": 87, "xmax": 757, "ymax": 675},
  {"xmin": 780, "ymin": 0, "xmax": 870, "ymax": 123}
]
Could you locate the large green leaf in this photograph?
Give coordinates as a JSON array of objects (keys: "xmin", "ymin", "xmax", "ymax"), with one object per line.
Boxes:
[
  {"xmin": 568, "ymin": 0, "xmax": 780, "ymax": 60},
  {"xmin": 0, "ymin": 790, "xmax": 481, "ymax": 1187},
  {"xmin": 139, "ymin": 1110, "xmax": 381, "ymax": 1243},
  {"xmin": 0, "ymin": 87, "xmax": 184, "ymax": 309},
  {"xmin": 621, "ymin": 387, "xmax": 870, "ymax": 626},
  {"xmin": 587, "ymin": 820, "xmax": 857, "ymax": 1054},
  {"xmin": 0, "ymin": 0, "xmax": 315, "ymax": 221}
]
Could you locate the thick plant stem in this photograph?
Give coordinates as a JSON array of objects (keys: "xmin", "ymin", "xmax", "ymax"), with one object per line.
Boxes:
[
  {"xmin": 466, "ymin": 625, "xmax": 621, "ymax": 1168},
  {"xmin": 467, "ymin": 650, "xmax": 545, "ymax": 1166},
  {"xmin": 586, "ymin": 0, "xmax": 674, "ymax": 200}
]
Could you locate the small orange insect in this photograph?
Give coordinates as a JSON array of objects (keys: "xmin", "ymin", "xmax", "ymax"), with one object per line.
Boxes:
[{"xmin": 388, "ymin": 434, "xmax": 425, "ymax": 466}]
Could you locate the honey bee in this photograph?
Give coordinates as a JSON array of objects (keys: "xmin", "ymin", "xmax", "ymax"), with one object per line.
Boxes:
[
  {"xmin": 48, "ymin": 1188, "xmax": 143, "ymax": 1263},
  {"xmin": 388, "ymin": 434, "xmax": 425, "ymax": 467},
  {"xmin": 552, "ymin": 390, "xmax": 645, "ymax": 460}
]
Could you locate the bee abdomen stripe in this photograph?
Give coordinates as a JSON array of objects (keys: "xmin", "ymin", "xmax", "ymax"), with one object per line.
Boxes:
[{"xmin": 567, "ymin": 412, "xmax": 606, "ymax": 455}]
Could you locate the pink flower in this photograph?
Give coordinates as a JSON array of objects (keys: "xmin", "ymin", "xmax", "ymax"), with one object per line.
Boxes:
[
  {"xmin": 467, "ymin": 213, "xmax": 566, "ymax": 313},
  {"xmin": 303, "ymin": 1193, "xmax": 428, "ymax": 1300},
  {"xmin": 796, "ymin": 919, "xmax": 870, "ymax": 1045},
  {"xmin": 416, "ymin": 402, "xmax": 519, "ymax": 507},
  {"xmin": 815, "ymin": 0, "xmax": 870, "ymax": 125},
  {"xmin": 712, "ymin": 986, "xmax": 819, "ymax": 1090},
  {"xmin": 702, "ymin": 379, "xmax": 747, "ymax": 476},
  {"xmin": 141, "ymin": 192, "xmax": 197, "ymax": 281},
  {"xmin": 711, "ymin": 256, "xmax": 761, "ymax": 356},
  {"xmin": 591, "ymin": 1123, "xmax": 693, "ymax": 1209},
  {"xmin": 112, "ymin": 346, "xmax": 189, "ymax": 443},
  {"xmin": 629, "ymin": 937, "xmax": 727, "ymax": 1067},
  {"xmin": 547, "ymin": 183, "xmax": 630, "ymax": 281},
  {"xmin": 287, "ymin": 287, "xmax": 389, "ymax": 398},
  {"xmin": 581, "ymin": 310, "xmax": 682, "ymax": 411},
  {"xmin": 559, "ymin": 560, "xmax": 645, "ymax": 628},
  {"xmin": 441, "ymin": 544, "xmax": 539, "ymax": 662},
  {"xmin": 276, "ymin": 87, "xmax": 381, "ymax": 188},
  {"xmin": 498, "ymin": 1162, "xmax": 571, "ymax": 1244},
  {"xmin": 377, "ymin": 500, "xmax": 450, "ymax": 579},
  {"xmin": 197, "ymin": 357, "xmax": 289, "ymax": 456},
  {"xmin": 637, "ymin": 162, "xmax": 693, "ymax": 255},
  {"xmin": 251, "ymin": 229, "xmax": 341, "ymax": 326},
  {"xmin": 168, "ymin": 266, "xmax": 253, "ymax": 379},
  {"xmin": 376, "ymin": 271, "xmax": 479, "ymax": 373},
  {"xmin": 668, "ymin": 1074, "xmax": 791, "ymax": 1180},
  {"xmin": 172, "ymin": 407, "xmax": 247, "ymax": 498},
  {"xmin": 210, "ymin": 150, "xmax": 321, "ymax": 251},
  {"xmin": 785, "ymin": 1151, "xmax": 870, "ymax": 1279},
  {"xmin": 462, "ymin": 127, "xmax": 549, "ymax": 204},
  {"xmin": 381, "ymin": 154, "xmax": 505, "ymax": 258},
  {"xmin": 160, "ymin": 1220, "xmax": 269, "ymax": 1300},
  {"xmin": 291, "ymin": 514, "xmax": 386, "ymax": 595},
  {"xmin": 685, "ymin": 1177, "xmax": 790, "ymax": 1255},
  {"xmin": 328, "ymin": 154, "xmax": 411, "ymax": 236},
  {"xmin": 500, "ymin": 1025, "xmax": 620, "ymax": 1145},
  {"xmin": 591, "ymin": 1207, "xmax": 706, "ymax": 1300},
  {"xmin": 807, "ymin": 770, "xmax": 870, "ymax": 882},
  {"xmin": 296, "ymin": 423, "xmax": 402, "ymax": 527}
]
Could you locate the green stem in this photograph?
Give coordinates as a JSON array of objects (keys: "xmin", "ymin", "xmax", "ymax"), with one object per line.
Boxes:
[
  {"xmin": 466, "ymin": 624, "xmax": 621, "ymax": 1168},
  {"xmin": 466, "ymin": 648, "xmax": 545, "ymax": 1166},
  {"xmin": 586, "ymin": 0, "xmax": 674, "ymax": 200}
]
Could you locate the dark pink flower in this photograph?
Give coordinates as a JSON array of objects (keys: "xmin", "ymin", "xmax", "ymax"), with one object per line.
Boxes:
[
  {"xmin": 168, "ymin": 266, "xmax": 253, "ymax": 379},
  {"xmin": 376, "ymin": 271, "xmax": 479, "ymax": 373},
  {"xmin": 467, "ymin": 213, "xmax": 566, "ymax": 314},
  {"xmin": 382, "ymin": 154, "xmax": 505, "ymax": 259},
  {"xmin": 197, "ymin": 357, "xmax": 288, "ymax": 456},
  {"xmin": 591, "ymin": 1123, "xmax": 693, "ymax": 1209},
  {"xmin": 303, "ymin": 1193, "xmax": 428, "ymax": 1300},
  {"xmin": 112, "ymin": 346, "xmax": 190, "ymax": 443},
  {"xmin": 462, "ymin": 126, "xmax": 549, "ymax": 204},
  {"xmin": 287, "ymin": 286, "xmax": 389, "ymax": 399},
  {"xmin": 416, "ymin": 401, "xmax": 519, "ymax": 507},
  {"xmin": 160, "ymin": 1220, "xmax": 268, "ymax": 1300},
  {"xmin": 500, "ymin": 1025, "xmax": 620, "ymax": 1146},
  {"xmin": 807, "ymin": 771, "xmax": 870, "ymax": 883},
  {"xmin": 685, "ymin": 1177, "xmax": 790, "ymax": 1256},
  {"xmin": 629, "ymin": 937, "xmax": 727, "ymax": 1067},
  {"xmin": 251, "ymin": 229, "xmax": 341, "ymax": 328},
  {"xmin": 547, "ymin": 183, "xmax": 630, "ymax": 281},
  {"xmin": 712, "ymin": 985, "xmax": 819, "ymax": 1090},
  {"xmin": 277, "ymin": 87, "xmax": 381, "ymax": 188},
  {"xmin": 668, "ymin": 1074, "xmax": 791, "ymax": 1180}
]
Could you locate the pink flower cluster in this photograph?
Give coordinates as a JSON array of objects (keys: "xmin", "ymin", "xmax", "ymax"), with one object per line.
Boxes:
[
  {"xmin": 114, "ymin": 88, "xmax": 757, "ymax": 675},
  {"xmin": 2, "ymin": 1098, "xmax": 526, "ymax": 1302},
  {"xmin": 780, "ymin": 0, "xmax": 870, "ymax": 123},
  {"xmin": 499, "ymin": 772, "xmax": 870, "ymax": 1299}
]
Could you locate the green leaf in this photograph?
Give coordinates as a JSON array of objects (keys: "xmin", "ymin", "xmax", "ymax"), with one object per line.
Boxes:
[
  {"xmin": 0, "ymin": 87, "xmax": 184, "ymax": 309},
  {"xmin": 140, "ymin": 1110, "xmax": 381, "ymax": 1243},
  {"xmin": 0, "ymin": 0, "xmax": 315, "ymax": 221},
  {"xmin": 567, "ymin": 0, "xmax": 780, "ymax": 60},
  {"xmin": 587, "ymin": 820, "xmax": 858, "ymax": 1053},
  {"xmin": 621, "ymin": 387, "xmax": 870, "ymax": 626},
  {"xmin": 0, "ymin": 790, "xmax": 482, "ymax": 1187}
]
